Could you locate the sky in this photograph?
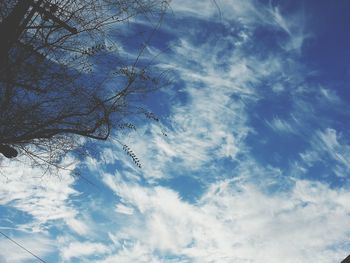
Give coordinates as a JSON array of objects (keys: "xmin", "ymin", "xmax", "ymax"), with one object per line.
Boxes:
[{"xmin": 1, "ymin": 0, "xmax": 350, "ymax": 262}]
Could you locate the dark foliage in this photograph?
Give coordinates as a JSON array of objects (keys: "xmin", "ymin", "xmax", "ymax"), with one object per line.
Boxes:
[{"xmin": 0, "ymin": 0, "xmax": 169, "ymax": 168}]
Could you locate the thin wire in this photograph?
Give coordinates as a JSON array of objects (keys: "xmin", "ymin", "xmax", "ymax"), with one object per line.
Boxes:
[
  {"xmin": 212, "ymin": 0, "xmax": 222, "ymax": 19},
  {"xmin": 0, "ymin": 230, "xmax": 47, "ymax": 263}
]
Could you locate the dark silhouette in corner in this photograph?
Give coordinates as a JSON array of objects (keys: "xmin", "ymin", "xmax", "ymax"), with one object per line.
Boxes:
[
  {"xmin": 0, "ymin": 145, "xmax": 18, "ymax": 158},
  {"xmin": 342, "ymin": 255, "xmax": 350, "ymax": 263}
]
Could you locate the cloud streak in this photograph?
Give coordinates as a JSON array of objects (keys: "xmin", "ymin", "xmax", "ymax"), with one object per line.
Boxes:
[{"xmin": 101, "ymin": 173, "xmax": 350, "ymax": 263}]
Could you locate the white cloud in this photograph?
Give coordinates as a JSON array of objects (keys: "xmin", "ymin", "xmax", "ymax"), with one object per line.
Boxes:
[
  {"xmin": 0, "ymin": 157, "xmax": 88, "ymax": 234},
  {"xmin": 319, "ymin": 87, "xmax": 341, "ymax": 105},
  {"xmin": 266, "ymin": 117, "xmax": 296, "ymax": 134},
  {"xmin": 97, "ymin": 242, "xmax": 164, "ymax": 263},
  {"xmin": 82, "ymin": 0, "xmax": 311, "ymax": 183},
  {"xmin": 90, "ymin": 32, "xmax": 257, "ymax": 179},
  {"xmin": 170, "ymin": 0, "xmax": 308, "ymax": 52},
  {"xmin": 299, "ymin": 128, "xmax": 350, "ymax": 177},
  {"xmin": 96, "ymin": 18, "xmax": 282, "ymax": 179},
  {"xmin": 116, "ymin": 204, "xmax": 134, "ymax": 215},
  {"xmin": 0, "ymin": 234, "xmax": 54, "ymax": 263},
  {"xmin": 170, "ymin": 0, "xmax": 264, "ymax": 26},
  {"xmin": 60, "ymin": 241, "xmax": 110, "ymax": 261},
  {"xmin": 100, "ymin": 173, "xmax": 350, "ymax": 263},
  {"xmin": 268, "ymin": 5, "xmax": 307, "ymax": 51}
]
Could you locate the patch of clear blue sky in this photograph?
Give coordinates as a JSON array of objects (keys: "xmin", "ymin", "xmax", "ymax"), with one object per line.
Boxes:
[{"xmin": 302, "ymin": 1, "xmax": 350, "ymax": 85}]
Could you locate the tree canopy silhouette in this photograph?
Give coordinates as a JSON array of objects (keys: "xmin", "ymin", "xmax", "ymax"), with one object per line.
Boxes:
[{"xmin": 0, "ymin": 0, "xmax": 169, "ymax": 167}]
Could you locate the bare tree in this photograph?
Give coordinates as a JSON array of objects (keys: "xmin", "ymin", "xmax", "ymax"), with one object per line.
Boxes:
[{"xmin": 0, "ymin": 0, "xmax": 170, "ymax": 168}]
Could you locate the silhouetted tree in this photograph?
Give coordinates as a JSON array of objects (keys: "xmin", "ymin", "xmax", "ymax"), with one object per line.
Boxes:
[{"xmin": 0, "ymin": 0, "xmax": 169, "ymax": 168}]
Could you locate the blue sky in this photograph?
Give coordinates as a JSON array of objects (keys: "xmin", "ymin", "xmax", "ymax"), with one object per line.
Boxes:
[{"xmin": 1, "ymin": 0, "xmax": 350, "ymax": 262}]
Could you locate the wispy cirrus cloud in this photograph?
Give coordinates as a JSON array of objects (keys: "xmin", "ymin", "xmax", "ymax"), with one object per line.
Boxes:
[
  {"xmin": 95, "ymin": 2, "xmax": 302, "ymax": 180},
  {"xmin": 298, "ymin": 128, "xmax": 350, "ymax": 179},
  {"xmin": 266, "ymin": 117, "xmax": 297, "ymax": 134},
  {"xmin": 60, "ymin": 240, "xmax": 111, "ymax": 262},
  {"xmin": 0, "ymin": 233, "xmax": 54, "ymax": 263},
  {"xmin": 0, "ymin": 157, "xmax": 89, "ymax": 235},
  {"xmin": 100, "ymin": 172, "xmax": 350, "ymax": 263}
]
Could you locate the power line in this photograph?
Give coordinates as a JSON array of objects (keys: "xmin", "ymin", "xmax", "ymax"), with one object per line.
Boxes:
[{"xmin": 0, "ymin": 230, "xmax": 47, "ymax": 263}]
